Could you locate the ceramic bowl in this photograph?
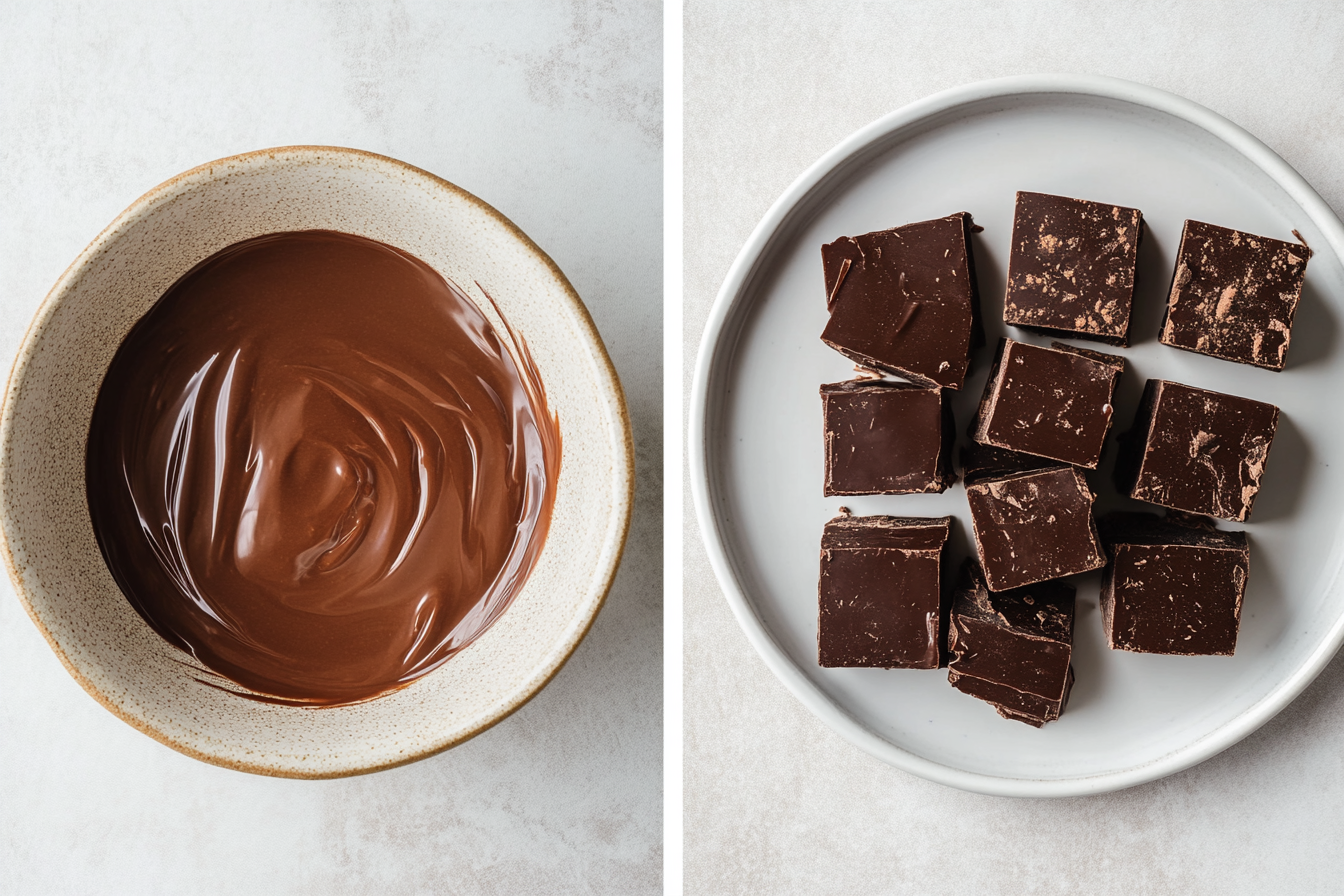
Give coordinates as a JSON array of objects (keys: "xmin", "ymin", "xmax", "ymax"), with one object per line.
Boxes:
[{"xmin": 0, "ymin": 146, "xmax": 633, "ymax": 778}]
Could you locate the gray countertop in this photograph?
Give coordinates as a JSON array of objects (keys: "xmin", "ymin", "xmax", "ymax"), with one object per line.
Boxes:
[
  {"xmin": 0, "ymin": 2, "xmax": 662, "ymax": 893},
  {"xmin": 685, "ymin": 2, "xmax": 1344, "ymax": 892}
]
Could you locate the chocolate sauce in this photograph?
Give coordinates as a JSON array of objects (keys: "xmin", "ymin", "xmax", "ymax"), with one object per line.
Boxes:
[{"xmin": 86, "ymin": 231, "xmax": 560, "ymax": 706}]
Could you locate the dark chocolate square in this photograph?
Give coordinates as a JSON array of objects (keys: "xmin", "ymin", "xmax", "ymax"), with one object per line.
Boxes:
[
  {"xmin": 1099, "ymin": 512, "xmax": 1249, "ymax": 656},
  {"xmin": 821, "ymin": 380, "xmax": 954, "ymax": 495},
  {"xmin": 818, "ymin": 513, "xmax": 951, "ymax": 669},
  {"xmin": 1003, "ymin": 191, "xmax": 1143, "ymax": 346},
  {"xmin": 965, "ymin": 464, "xmax": 1105, "ymax": 592},
  {"xmin": 971, "ymin": 338, "xmax": 1125, "ymax": 469},
  {"xmin": 958, "ymin": 440, "xmax": 1049, "ymax": 483},
  {"xmin": 820, "ymin": 213, "xmax": 983, "ymax": 390},
  {"xmin": 947, "ymin": 561, "xmax": 1076, "ymax": 727},
  {"xmin": 1114, "ymin": 379, "xmax": 1279, "ymax": 522},
  {"xmin": 1159, "ymin": 220, "xmax": 1311, "ymax": 371}
]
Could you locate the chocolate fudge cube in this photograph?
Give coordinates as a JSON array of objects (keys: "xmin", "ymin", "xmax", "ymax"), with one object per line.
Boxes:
[
  {"xmin": 1099, "ymin": 512, "xmax": 1249, "ymax": 656},
  {"xmin": 965, "ymin": 464, "xmax": 1105, "ymax": 592},
  {"xmin": 958, "ymin": 440, "xmax": 1049, "ymax": 482},
  {"xmin": 1115, "ymin": 379, "xmax": 1279, "ymax": 522},
  {"xmin": 818, "ymin": 513, "xmax": 951, "ymax": 669},
  {"xmin": 947, "ymin": 561, "xmax": 1076, "ymax": 727},
  {"xmin": 971, "ymin": 338, "xmax": 1125, "ymax": 469},
  {"xmin": 821, "ymin": 380, "xmax": 954, "ymax": 495},
  {"xmin": 820, "ymin": 213, "xmax": 983, "ymax": 390},
  {"xmin": 1160, "ymin": 220, "xmax": 1311, "ymax": 370},
  {"xmin": 1003, "ymin": 191, "xmax": 1143, "ymax": 346}
]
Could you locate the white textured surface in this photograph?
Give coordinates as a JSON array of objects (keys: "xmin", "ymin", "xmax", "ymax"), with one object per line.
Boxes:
[
  {"xmin": 0, "ymin": 2, "xmax": 660, "ymax": 893},
  {"xmin": 686, "ymin": 1, "xmax": 1344, "ymax": 892}
]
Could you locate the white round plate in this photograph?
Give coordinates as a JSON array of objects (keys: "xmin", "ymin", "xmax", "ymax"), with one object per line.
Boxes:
[{"xmin": 690, "ymin": 75, "xmax": 1344, "ymax": 797}]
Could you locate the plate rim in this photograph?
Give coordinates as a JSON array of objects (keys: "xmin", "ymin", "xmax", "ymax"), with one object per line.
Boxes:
[{"xmin": 688, "ymin": 73, "xmax": 1344, "ymax": 797}]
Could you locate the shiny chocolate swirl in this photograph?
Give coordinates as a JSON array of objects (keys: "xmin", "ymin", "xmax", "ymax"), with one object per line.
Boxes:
[{"xmin": 86, "ymin": 231, "xmax": 561, "ymax": 706}]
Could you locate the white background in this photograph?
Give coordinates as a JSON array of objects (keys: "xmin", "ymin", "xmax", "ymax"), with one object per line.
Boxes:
[
  {"xmin": 685, "ymin": 2, "xmax": 1344, "ymax": 893},
  {"xmin": 0, "ymin": 2, "xmax": 662, "ymax": 894}
]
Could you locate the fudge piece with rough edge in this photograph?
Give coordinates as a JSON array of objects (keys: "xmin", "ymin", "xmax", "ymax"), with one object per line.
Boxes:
[
  {"xmin": 947, "ymin": 561, "xmax": 1076, "ymax": 727},
  {"xmin": 818, "ymin": 512, "xmax": 951, "ymax": 669},
  {"xmin": 971, "ymin": 337, "xmax": 1125, "ymax": 469},
  {"xmin": 821, "ymin": 379, "xmax": 954, "ymax": 495},
  {"xmin": 1003, "ymin": 191, "xmax": 1144, "ymax": 346},
  {"xmin": 1159, "ymin": 219, "xmax": 1310, "ymax": 371},
  {"xmin": 821, "ymin": 213, "xmax": 984, "ymax": 390},
  {"xmin": 1099, "ymin": 512, "xmax": 1249, "ymax": 656},
  {"xmin": 1114, "ymin": 379, "xmax": 1279, "ymax": 522}
]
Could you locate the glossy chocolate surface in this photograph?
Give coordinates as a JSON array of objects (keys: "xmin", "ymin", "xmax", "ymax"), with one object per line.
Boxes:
[
  {"xmin": 1160, "ymin": 220, "xmax": 1311, "ymax": 370},
  {"xmin": 818, "ymin": 513, "xmax": 950, "ymax": 669},
  {"xmin": 821, "ymin": 379, "xmax": 954, "ymax": 495},
  {"xmin": 1003, "ymin": 191, "xmax": 1143, "ymax": 346},
  {"xmin": 965, "ymin": 464, "xmax": 1105, "ymax": 593},
  {"xmin": 86, "ymin": 231, "xmax": 561, "ymax": 706},
  {"xmin": 1115, "ymin": 379, "xmax": 1278, "ymax": 522},
  {"xmin": 820, "ymin": 213, "xmax": 983, "ymax": 389},
  {"xmin": 972, "ymin": 338, "xmax": 1124, "ymax": 469},
  {"xmin": 1100, "ymin": 512, "xmax": 1249, "ymax": 656},
  {"xmin": 958, "ymin": 440, "xmax": 1050, "ymax": 483},
  {"xmin": 947, "ymin": 561, "xmax": 1075, "ymax": 727}
]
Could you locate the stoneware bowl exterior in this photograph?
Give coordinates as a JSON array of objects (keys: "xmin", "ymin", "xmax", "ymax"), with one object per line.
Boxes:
[{"xmin": 0, "ymin": 146, "xmax": 634, "ymax": 778}]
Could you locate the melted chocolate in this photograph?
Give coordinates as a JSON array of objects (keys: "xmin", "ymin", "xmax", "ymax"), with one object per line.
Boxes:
[{"xmin": 86, "ymin": 231, "xmax": 560, "ymax": 706}]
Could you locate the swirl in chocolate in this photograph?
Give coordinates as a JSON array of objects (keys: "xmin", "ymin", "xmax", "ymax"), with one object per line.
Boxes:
[{"xmin": 86, "ymin": 231, "xmax": 560, "ymax": 706}]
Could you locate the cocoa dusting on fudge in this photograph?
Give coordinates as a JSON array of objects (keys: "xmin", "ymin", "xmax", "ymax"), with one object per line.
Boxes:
[
  {"xmin": 1114, "ymin": 379, "xmax": 1279, "ymax": 522},
  {"xmin": 1003, "ymin": 191, "xmax": 1143, "ymax": 346},
  {"xmin": 1160, "ymin": 220, "xmax": 1310, "ymax": 371}
]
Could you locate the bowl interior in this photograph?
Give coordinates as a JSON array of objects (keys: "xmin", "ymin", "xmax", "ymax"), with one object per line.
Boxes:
[{"xmin": 0, "ymin": 148, "xmax": 632, "ymax": 777}]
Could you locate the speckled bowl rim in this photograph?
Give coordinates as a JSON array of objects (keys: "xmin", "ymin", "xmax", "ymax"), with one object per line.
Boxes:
[{"xmin": 0, "ymin": 145, "xmax": 635, "ymax": 778}]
